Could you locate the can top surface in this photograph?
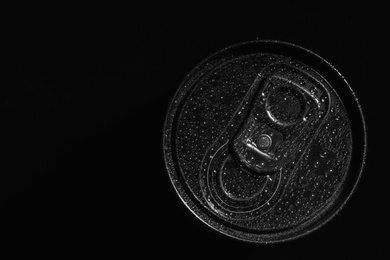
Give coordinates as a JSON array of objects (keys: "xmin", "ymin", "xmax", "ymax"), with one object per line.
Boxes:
[{"xmin": 163, "ymin": 40, "xmax": 366, "ymax": 243}]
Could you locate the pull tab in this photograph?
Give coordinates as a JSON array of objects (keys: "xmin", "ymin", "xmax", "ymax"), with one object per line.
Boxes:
[{"xmin": 232, "ymin": 118, "xmax": 285, "ymax": 175}]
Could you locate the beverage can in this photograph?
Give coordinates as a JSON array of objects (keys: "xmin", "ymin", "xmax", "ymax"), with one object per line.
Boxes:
[{"xmin": 163, "ymin": 40, "xmax": 367, "ymax": 243}]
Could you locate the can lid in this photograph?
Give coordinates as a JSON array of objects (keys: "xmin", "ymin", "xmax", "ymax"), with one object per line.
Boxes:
[{"xmin": 163, "ymin": 40, "xmax": 367, "ymax": 243}]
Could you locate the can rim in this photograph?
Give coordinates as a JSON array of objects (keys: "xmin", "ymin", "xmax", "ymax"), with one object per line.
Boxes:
[{"xmin": 162, "ymin": 40, "xmax": 367, "ymax": 244}]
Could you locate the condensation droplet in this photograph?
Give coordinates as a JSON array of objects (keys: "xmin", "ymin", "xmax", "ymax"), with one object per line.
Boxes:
[
  {"xmin": 318, "ymin": 110, "xmax": 324, "ymax": 118},
  {"xmin": 319, "ymin": 150, "xmax": 329, "ymax": 159},
  {"xmin": 325, "ymin": 169, "xmax": 334, "ymax": 177},
  {"xmin": 314, "ymin": 161, "xmax": 320, "ymax": 168},
  {"xmin": 298, "ymin": 175, "xmax": 305, "ymax": 184},
  {"xmin": 325, "ymin": 123, "xmax": 330, "ymax": 130}
]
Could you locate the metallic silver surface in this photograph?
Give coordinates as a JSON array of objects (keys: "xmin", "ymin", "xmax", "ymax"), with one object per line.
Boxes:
[{"xmin": 163, "ymin": 40, "xmax": 366, "ymax": 243}]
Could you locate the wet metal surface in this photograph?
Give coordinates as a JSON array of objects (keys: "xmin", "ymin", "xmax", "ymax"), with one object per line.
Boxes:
[{"xmin": 163, "ymin": 41, "xmax": 366, "ymax": 243}]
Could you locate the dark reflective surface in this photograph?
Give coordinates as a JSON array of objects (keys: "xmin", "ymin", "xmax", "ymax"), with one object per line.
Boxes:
[{"xmin": 1, "ymin": 4, "xmax": 384, "ymax": 258}]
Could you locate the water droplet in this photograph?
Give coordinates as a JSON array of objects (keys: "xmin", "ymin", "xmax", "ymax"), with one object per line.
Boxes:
[
  {"xmin": 325, "ymin": 123, "xmax": 330, "ymax": 130},
  {"xmin": 298, "ymin": 175, "xmax": 305, "ymax": 184},
  {"xmin": 325, "ymin": 169, "xmax": 334, "ymax": 177},
  {"xmin": 319, "ymin": 150, "xmax": 329, "ymax": 159},
  {"xmin": 314, "ymin": 161, "xmax": 320, "ymax": 168},
  {"xmin": 304, "ymin": 110, "xmax": 313, "ymax": 121},
  {"xmin": 318, "ymin": 110, "xmax": 324, "ymax": 118}
]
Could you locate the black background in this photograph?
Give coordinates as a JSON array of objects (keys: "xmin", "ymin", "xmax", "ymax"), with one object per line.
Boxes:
[{"xmin": 1, "ymin": 3, "xmax": 386, "ymax": 258}]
